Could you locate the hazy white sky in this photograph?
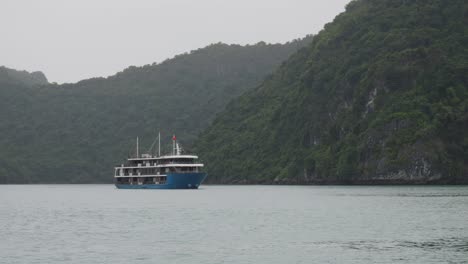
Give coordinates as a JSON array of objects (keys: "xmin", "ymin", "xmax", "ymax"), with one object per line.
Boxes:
[{"xmin": 1, "ymin": 0, "xmax": 350, "ymax": 83}]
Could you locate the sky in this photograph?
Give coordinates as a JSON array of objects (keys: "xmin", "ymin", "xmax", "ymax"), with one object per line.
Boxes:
[{"xmin": 1, "ymin": 0, "xmax": 350, "ymax": 84}]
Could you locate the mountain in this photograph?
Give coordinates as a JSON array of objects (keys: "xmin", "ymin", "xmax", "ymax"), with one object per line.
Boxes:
[
  {"xmin": 0, "ymin": 66, "xmax": 48, "ymax": 86},
  {"xmin": 0, "ymin": 37, "xmax": 313, "ymax": 183},
  {"xmin": 194, "ymin": 0, "xmax": 468, "ymax": 184}
]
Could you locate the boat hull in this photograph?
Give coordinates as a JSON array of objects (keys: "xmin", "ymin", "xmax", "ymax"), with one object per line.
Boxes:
[{"xmin": 115, "ymin": 172, "xmax": 207, "ymax": 189}]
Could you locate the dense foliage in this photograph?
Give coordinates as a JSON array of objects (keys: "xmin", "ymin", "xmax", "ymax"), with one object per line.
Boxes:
[
  {"xmin": 0, "ymin": 38, "xmax": 312, "ymax": 183},
  {"xmin": 195, "ymin": 0, "xmax": 468, "ymax": 184}
]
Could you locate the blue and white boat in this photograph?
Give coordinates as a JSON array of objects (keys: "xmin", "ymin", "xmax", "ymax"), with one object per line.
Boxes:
[{"xmin": 114, "ymin": 134, "xmax": 206, "ymax": 189}]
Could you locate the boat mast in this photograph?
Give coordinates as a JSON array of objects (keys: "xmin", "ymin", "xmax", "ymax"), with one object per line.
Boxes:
[
  {"xmin": 158, "ymin": 131, "xmax": 161, "ymax": 157},
  {"xmin": 136, "ymin": 136, "xmax": 139, "ymax": 158},
  {"xmin": 172, "ymin": 134, "xmax": 176, "ymax": 155}
]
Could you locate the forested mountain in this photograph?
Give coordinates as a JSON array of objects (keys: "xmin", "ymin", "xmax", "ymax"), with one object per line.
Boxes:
[
  {"xmin": 0, "ymin": 37, "xmax": 313, "ymax": 183},
  {"xmin": 195, "ymin": 0, "xmax": 468, "ymax": 184},
  {"xmin": 0, "ymin": 66, "xmax": 48, "ymax": 86}
]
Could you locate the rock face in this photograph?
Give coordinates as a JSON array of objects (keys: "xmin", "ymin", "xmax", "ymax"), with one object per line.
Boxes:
[{"xmin": 195, "ymin": 0, "xmax": 468, "ymax": 184}]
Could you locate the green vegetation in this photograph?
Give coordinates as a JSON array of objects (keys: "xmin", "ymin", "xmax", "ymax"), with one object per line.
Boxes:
[
  {"xmin": 0, "ymin": 38, "xmax": 312, "ymax": 183},
  {"xmin": 195, "ymin": 0, "xmax": 468, "ymax": 184}
]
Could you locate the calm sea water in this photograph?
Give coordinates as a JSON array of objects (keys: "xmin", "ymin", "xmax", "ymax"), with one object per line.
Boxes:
[{"xmin": 1, "ymin": 185, "xmax": 467, "ymax": 264}]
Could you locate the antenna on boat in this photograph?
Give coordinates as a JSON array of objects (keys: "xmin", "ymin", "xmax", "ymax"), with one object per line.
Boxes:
[{"xmin": 136, "ymin": 136, "xmax": 139, "ymax": 158}]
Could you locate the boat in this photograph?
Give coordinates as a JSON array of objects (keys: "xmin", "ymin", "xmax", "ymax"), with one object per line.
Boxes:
[{"xmin": 114, "ymin": 134, "xmax": 206, "ymax": 189}]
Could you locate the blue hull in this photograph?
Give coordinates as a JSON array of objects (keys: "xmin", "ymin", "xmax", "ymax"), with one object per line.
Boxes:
[{"xmin": 115, "ymin": 172, "xmax": 207, "ymax": 189}]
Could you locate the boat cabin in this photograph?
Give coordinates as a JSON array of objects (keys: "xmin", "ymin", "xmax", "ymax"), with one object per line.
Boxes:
[{"xmin": 114, "ymin": 155, "xmax": 203, "ymax": 185}]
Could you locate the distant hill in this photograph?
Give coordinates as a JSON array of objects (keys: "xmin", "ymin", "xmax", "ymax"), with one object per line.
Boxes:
[
  {"xmin": 0, "ymin": 66, "xmax": 48, "ymax": 86},
  {"xmin": 194, "ymin": 0, "xmax": 468, "ymax": 184},
  {"xmin": 0, "ymin": 37, "xmax": 313, "ymax": 183}
]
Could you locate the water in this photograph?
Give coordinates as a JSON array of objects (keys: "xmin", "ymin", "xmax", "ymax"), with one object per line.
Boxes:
[{"xmin": 1, "ymin": 185, "xmax": 467, "ymax": 264}]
